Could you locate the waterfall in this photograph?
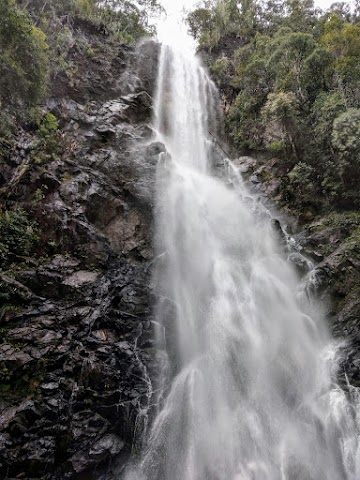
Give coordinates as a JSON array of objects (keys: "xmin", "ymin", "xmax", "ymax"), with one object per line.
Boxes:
[{"xmin": 126, "ymin": 41, "xmax": 360, "ymax": 480}]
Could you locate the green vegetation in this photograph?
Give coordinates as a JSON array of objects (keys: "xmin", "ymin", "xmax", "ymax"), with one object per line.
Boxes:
[
  {"xmin": 188, "ymin": 0, "xmax": 360, "ymax": 211},
  {"xmin": 32, "ymin": 113, "xmax": 61, "ymax": 164},
  {"xmin": 26, "ymin": 0, "xmax": 161, "ymax": 45},
  {"xmin": 321, "ymin": 211, "xmax": 360, "ymax": 261},
  {"xmin": 0, "ymin": 359, "xmax": 47, "ymax": 401},
  {"xmin": 0, "ymin": 0, "xmax": 160, "ymax": 135},
  {"xmin": 0, "ymin": 209, "xmax": 38, "ymax": 268},
  {"xmin": 0, "ymin": 0, "xmax": 49, "ymax": 130},
  {"xmin": 323, "ymin": 211, "xmax": 360, "ymax": 231},
  {"xmin": 0, "ymin": 209, "xmax": 39, "ymax": 310}
]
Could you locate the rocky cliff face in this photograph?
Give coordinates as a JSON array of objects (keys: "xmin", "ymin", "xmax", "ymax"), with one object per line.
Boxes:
[{"xmin": 0, "ymin": 20, "xmax": 163, "ymax": 480}]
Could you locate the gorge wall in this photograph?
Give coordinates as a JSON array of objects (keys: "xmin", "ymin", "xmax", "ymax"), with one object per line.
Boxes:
[
  {"xmin": 1, "ymin": 10, "xmax": 360, "ymax": 480},
  {"xmin": 0, "ymin": 19, "xmax": 162, "ymax": 480}
]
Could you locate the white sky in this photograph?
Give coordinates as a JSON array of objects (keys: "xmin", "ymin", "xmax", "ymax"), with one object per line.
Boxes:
[
  {"xmin": 314, "ymin": 0, "xmax": 347, "ymax": 8},
  {"xmin": 156, "ymin": 0, "xmax": 198, "ymax": 48}
]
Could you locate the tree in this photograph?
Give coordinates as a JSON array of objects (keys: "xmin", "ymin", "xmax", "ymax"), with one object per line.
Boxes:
[
  {"xmin": 327, "ymin": 108, "xmax": 360, "ymax": 204},
  {"xmin": 288, "ymin": 161, "xmax": 316, "ymax": 205},
  {"xmin": 284, "ymin": 0, "xmax": 317, "ymax": 32},
  {"xmin": 332, "ymin": 108, "xmax": 360, "ymax": 160},
  {"xmin": 99, "ymin": 0, "xmax": 162, "ymax": 35},
  {"xmin": 23, "ymin": 0, "xmax": 161, "ymax": 42},
  {"xmin": 269, "ymin": 30, "xmax": 316, "ymax": 100},
  {"xmin": 259, "ymin": 0, "xmax": 285, "ymax": 34},
  {"xmin": 301, "ymin": 47, "xmax": 334, "ymax": 99},
  {"xmin": 187, "ymin": 7, "xmax": 213, "ymax": 40},
  {"xmin": 187, "ymin": 0, "xmax": 260, "ymax": 48},
  {"xmin": 320, "ymin": 18, "xmax": 360, "ymax": 104},
  {"xmin": 0, "ymin": 0, "xmax": 49, "ymax": 126},
  {"xmin": 262, "ymin": 92, "xmax": 301, "ymax": 158},
  {"xmin": 312, "ymin": 91, "xmax": 346, "ymax": 148}
]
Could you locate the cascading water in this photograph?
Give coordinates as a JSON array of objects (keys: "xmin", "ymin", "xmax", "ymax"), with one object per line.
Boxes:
[{"xmin": 127, "ymin": 38, "xmax": 360, "ymax": 480}]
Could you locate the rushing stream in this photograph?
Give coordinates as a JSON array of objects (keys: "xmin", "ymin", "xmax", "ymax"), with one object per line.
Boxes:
[{"xmin": 126, "ymin": 39, "xmax": 360, "ymax": 480}]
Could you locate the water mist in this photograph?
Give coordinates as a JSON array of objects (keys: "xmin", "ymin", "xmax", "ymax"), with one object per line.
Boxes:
[{"xmin": 126, "ymin": 41, "xmax": 360, "ymax": 480}]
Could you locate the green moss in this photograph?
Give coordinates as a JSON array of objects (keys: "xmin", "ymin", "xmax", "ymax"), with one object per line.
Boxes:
[
  {"xmin": 33, "ymin": 188, "xmax": 45, "ymax": 203},
  {"xmin": 269, "ymin": 141, "xmax": 286, "ymax": 153},
  {"xmin": 0, "ymin": 305, "xmax": 24, "ymax": 316}
]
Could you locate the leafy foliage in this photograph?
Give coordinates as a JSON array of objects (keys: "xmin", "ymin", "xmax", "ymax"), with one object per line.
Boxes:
[
  {"xmin": 210, "ymin": 55, "xmax": 233, "ymax": 82},
  {"xmin": 332, "ymin": 108, "xmax": 360, "ymax": 158},
  {"xmin": 32, "ymin": 113, "xmax": 61, "ymax": 165},
  {"xmin": 190, "ymin": 0, "xmax": 360, "ymax": 210},
  {"xmin": 26, "ymin": 0, "xmax": 160, "ymax": 43},
  {"xmin": 0, "ymin": 210, "xmax": 38, "ymax": 268},
  {"xmin": 262, "ymin": 92, "xmax": 300, "ymax": 159},
  {"xmin": 287, "ymin": 161, "xmax": 316, "ymax": 206},
  {"xmin": 0, "ymin": 0, "xmax": 49, "ymax": 128},
  {"xmin": 0, "ymin": 0, "xmax": 160, "ymax": 135}
]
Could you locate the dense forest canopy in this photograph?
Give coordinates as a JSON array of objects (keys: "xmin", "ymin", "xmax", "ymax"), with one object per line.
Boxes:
[{"xmin": 188, "ymin": 0, "xmax": 360, "ymax": 212}]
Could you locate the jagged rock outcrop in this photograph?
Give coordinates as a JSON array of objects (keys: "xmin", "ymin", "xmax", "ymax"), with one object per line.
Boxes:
[{"xmin": 0, "ymin": 21, "xmax": 162, "ymax": 479}]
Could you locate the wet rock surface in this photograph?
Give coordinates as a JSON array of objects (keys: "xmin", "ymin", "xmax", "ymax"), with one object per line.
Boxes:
[
  {"xmin": 232, "ymin": 155, "xmax": 360, "ymax": 388},
  {"xmin": 0, "ymin": 27, "xmax": 161, "ymax": 479}
]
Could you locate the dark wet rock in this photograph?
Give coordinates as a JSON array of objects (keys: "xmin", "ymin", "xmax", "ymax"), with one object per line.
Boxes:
[
  {"xmin": 121, "ymin": 91, "xmax": 153, "ymax": 123},
  {"xmin": 270, "ymin": 218, "xmax": 287, "ymax": 246},
  {"xmin": 286, "ymin": 216, "xmax": 360, "ymax": 388},
  {"xmin": 62, "ymin": 270, "xmax": 100, "ymax": 288},
  {"xmin": 136, "ymin": 41, "xmax": 161, "ymax": 96},
  {"xmin": 0, "ymin": 351, "xmax": 33, "ymax": 367},
  {"xmin": 146, "ymin": 142, "xmax": 166, "ymax": 156},
  {"xmin": 234, "ymin": 156, "xmax": 257, "ymax": 177},
  {"xmin": 288, "ymin": 253, "xmax": 313, "ymax": 276},
  {"xmin": 0, "ymin": 31, "xmax": 160, "ymax": 480},
  {"xmin": 249, "ymin": 173, "xmax": 260, "ymax": 184},
  {"xmin": 89, "ymin": 434, "xmax": 125, "ymax": 460}
]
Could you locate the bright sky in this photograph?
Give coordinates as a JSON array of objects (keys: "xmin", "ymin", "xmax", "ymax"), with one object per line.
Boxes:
[
  {"xmin": 156, "ymin": 0, "xmax": 198, "ymax": 48},
  {"xmin": 314, "ymin": 0, "xmax": 346, "ymax": 8}
]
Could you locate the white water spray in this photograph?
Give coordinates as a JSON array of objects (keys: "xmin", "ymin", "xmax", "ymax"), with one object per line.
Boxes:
[{"xmin": 127, "ymin": 38, "xmax": 360, "ymax": 480}]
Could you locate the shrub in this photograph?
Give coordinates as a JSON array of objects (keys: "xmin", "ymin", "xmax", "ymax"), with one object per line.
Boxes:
[
  {"xmin": 332, "ymin": 108, "xmax": 360, "ymax": 159},
  {"xmin": 210, "ymin": 56, "xmax": 232, "ymax": 83},
  {"xmin": 32, "ymin": 113, "xmax": 61, "ymax": 164},
  {"xmin": 0, "ymin": 210, "xmax": 38, "ymax": 268},
  {"xmin": 287, "ymin": 161, "xmax": 318, "ymax": 208},
  {"xmin": 288, "ymin": 162, "xmax": 315, "ymax": 189}
]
